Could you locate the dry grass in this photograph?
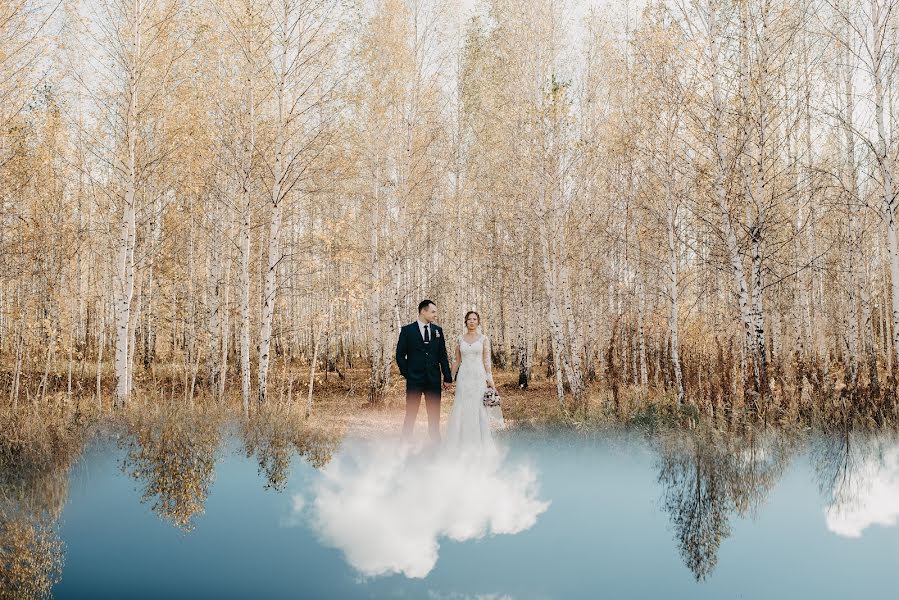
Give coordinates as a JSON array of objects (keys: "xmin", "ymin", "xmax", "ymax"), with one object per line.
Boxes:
[{"xmin": 1, "ymin": 354, "xmax": 898, "ymax": 441}]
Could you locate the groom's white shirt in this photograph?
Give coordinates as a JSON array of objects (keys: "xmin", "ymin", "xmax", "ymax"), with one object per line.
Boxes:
[{"xmin": 416, "ymin": 319, "xmax": 430, "ymax": 340}]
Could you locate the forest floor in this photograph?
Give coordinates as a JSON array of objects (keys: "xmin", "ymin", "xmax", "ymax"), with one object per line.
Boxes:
[
  {"xmin": 253, "ymin": 366, "xmax": 684, "ymax": 439},
  {"xmin": 4, "ymin": 362, "xmax": 895, "ymax": 445},
  {"xmin": 252, "ymin": 366, "xmax": 576, "ymax": 440},
  {"xmin": 1, "ymin": 366, "xmax": 623, "ymax": 445}
]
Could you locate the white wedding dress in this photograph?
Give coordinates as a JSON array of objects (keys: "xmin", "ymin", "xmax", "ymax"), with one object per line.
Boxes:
[{"xmin": 444, "ymin": 333, "xmax": 504, "ymax": 455}]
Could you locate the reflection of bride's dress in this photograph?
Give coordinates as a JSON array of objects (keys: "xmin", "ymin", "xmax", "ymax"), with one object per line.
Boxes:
[{"xmin": 444, "ymin": 334, "xmax": 503, "ymax": 454}]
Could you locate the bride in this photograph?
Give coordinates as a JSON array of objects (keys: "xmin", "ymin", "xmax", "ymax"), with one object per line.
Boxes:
[{"xmin": 444, "ymin": 311, "xmax": 504, "ymax": 454}]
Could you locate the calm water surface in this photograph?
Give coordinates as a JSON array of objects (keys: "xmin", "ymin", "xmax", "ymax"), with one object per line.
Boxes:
[{"xmin": 15, "ymin": 422, "xmax": 899, "ymax": 599}]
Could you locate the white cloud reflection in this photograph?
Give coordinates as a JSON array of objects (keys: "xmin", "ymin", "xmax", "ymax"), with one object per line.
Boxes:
[
  {"xmin": 825, "ymin": 444, "xmax": 899, "ymax": 538},
  {"xmin": 290, "ymin": 436, "xmax": 550, "ymax": 578}
]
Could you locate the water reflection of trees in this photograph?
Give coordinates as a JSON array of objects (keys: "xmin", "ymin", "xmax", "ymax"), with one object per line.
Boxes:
[
  {"xmin": 121, "ymin": 405, "xmax": 344, "ymax": 527},
  {"xmin": 655, "ymin": 428, "xmax": 794, "ymax": 581},
  {"xmin": 121, "ymin": 408, "xmax": 223, "ymax": 532},
  {"xmin": 813, "ymin": 429, "xmax": 899, "ymax": 536},
  {"xmin": 0, "ymin": 412, "xmax": 86, "ymax": 599},
  {"xmin": 240, "ymin": 408, "xmax": 343, "ymax": 491},
  {"xmin": 813, "ymin": 429, "xmax": 859, "ymax": 512}
]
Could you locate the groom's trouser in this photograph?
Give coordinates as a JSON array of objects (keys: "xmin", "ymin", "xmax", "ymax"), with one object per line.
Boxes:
[{"xmin": 402, "ymin": 385, "xmax": 441, "ymax": 442}]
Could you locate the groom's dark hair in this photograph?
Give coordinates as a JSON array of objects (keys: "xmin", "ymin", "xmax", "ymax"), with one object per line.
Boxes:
[{"xmin": 418, "ymin": 299, "xmax": 436, "ymax": 313}]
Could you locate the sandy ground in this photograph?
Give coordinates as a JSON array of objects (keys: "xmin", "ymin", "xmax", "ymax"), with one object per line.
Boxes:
[{"xmin": 336, "ymin": 401, "xmax": 510, "ymax": 442}]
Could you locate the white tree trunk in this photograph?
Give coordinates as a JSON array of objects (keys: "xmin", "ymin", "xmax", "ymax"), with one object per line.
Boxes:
[
  {"xmin": 871, "ymin": 15, "xmax": 899, "ymax": 367},
  {"xmin": 238, "ymin": 46, "xmax": 256, "ymax": 414},
  {"xmin": 127, "ymin": 268, "xmax": 143, "ymax": 401},
  {"xmin": 537, "ymin": 195, "xmax": 574, "ymax": 410},
  {"xmin": 368, "ymin": 171, "xmax": 387, "ymax": 403},
  {"xmin": 258, "ymin": 192, "xmax": 283, "ymax": 403},
  {"xmin": 636, "ymin": 269, "xmax": 648, "ymax": 388},
  {"xmin": 666, "ymin": 162, "xmax": 684, "ymax": 404},
  {"xmin": 207, "ymin": 199, "xmax": 222, "ymax": 397},
  {"xmin": 258, "ymin": 16, "xmax": 290, "ymax": 404},
  {"xmin": 220, "ymin": 234, "xmax": 232, "ymax": 401},
  {"xmin": 860, "ymin": 262, "xmax": 879, "ymax": 392},
  {"xmin": 114, "ymin": 1, "xmax": 141, "ymax": 407},
  {"xmin": 709, "ymin": 0, "xmax": 755, "ymax": 382},
  {"xmin": 744, "ymin": 0, "xmax": 769, "ymax": 393},
  {"xmin": 843, "ymin": 39, "xmax": 860, "ymax": 384},
  {"xmin": 558, "ymin": 238, "xmax": 586, "ymax": 406},
  {"xmin": 239, "ymin": 193, "xmax": 252, "ymax": 412}
]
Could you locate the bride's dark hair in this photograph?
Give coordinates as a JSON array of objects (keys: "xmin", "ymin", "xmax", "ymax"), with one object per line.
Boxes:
[{"xmin": 464, "ymin": 310, "xmax": 480, "ymax": 325}]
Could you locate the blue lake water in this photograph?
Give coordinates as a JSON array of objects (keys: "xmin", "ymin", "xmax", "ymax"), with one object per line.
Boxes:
[{"xmin": 22, "ymin": 425, "xmax": 899, "ymax": 599}]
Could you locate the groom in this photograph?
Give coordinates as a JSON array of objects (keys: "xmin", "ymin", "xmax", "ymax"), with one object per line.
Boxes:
[{"xmin": 396, "ymin": 299, "xmax": 453, "ymax": 443}]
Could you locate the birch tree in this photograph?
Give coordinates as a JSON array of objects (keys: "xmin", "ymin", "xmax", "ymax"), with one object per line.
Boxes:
[
  {"xmin": 256, "ymin": 0, "xmax": 342, "ymax": 403},
  {"xmin": 74, "ymin": 0, "xmax": 184, "ymax": 407},
  {"xmin": 827, "ymin": 1, "xmax": 899, "ymax": 367}
]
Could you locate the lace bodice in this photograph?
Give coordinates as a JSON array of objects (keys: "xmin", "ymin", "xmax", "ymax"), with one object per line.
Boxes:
[{"xmin": 457, "ymin": 334, "xmax": 491, "ymax": 374}]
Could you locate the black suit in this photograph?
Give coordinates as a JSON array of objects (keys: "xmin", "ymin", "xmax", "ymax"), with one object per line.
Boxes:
[{"xmin": 396, "ymin": 321, "xmax": 452, "ymax": 441}]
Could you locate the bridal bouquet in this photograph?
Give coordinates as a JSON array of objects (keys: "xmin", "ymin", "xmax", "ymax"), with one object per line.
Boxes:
[{"xmin": 482, "ymin": 386, "xmax": 501, "ymax": 408}]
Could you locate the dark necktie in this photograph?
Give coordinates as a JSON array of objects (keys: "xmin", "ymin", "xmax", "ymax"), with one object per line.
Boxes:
[{"xmin": 423, "ymin": 325, "xmax": 430, "ymax": 344}]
